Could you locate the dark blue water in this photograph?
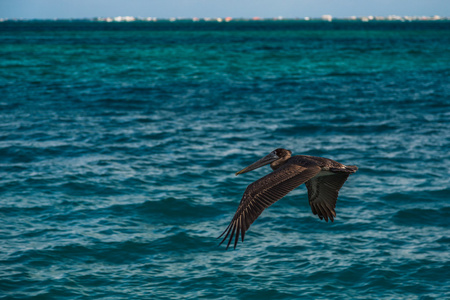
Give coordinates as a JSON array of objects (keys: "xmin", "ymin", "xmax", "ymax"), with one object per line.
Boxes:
[{"xmin": 1, "ymin": 20, "xmax": 449, "ymax": 299}]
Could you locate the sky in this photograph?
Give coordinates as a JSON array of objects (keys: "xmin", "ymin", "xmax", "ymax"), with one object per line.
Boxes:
[{"xmin": 1, "ymin": 0, "xmax": 449, "ymax": 19}]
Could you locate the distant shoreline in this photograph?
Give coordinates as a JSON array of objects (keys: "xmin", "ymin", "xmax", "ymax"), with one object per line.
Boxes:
[{"xmin": 1, "ymin": 15, "xmax": 450, "ymax": 23}]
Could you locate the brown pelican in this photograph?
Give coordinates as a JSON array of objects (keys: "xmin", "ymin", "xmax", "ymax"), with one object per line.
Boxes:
[{"xmin": 219, "ymin": 148, "xmax": 358, "ymax": 249}]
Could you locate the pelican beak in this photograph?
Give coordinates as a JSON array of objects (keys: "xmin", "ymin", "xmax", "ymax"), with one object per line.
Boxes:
[{"xmin": 235, "ymin": 153, "xmax": 278, "ymax": 176}]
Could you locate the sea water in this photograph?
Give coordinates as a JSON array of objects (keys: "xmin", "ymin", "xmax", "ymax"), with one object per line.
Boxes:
[{"xmin": 0, "ymin": 20, "xmax": 449, "ymax": 299}]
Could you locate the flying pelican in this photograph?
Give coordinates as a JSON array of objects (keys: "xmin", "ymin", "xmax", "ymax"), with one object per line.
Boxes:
[{"xmin": 219, "ymin": 148, "xmax": 358, "ymax": 249}]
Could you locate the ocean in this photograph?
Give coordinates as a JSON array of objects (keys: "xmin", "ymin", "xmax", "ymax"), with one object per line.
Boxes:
[{"xmin": 0, "ymin": 20, "xmax": 449, "ymax": 299}]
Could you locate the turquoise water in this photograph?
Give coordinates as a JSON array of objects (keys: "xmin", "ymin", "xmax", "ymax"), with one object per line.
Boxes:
[{"xmin": 1, "ymin": 20, "xmax": 449, "ymax": 299}]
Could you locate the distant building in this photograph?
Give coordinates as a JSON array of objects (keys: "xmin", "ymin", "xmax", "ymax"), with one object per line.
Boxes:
[
  {"xmin": 322, "ymin": 15, "xmax": 332, "ymax": 22},
  {"xmin": 113, "ymin": 16, "xmax": 135, "ymax": 22}
]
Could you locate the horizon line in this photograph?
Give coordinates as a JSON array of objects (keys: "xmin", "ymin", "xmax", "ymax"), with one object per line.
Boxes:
[{"xmin": 1, "ymin": 15, "xmax": 450, "ymax": 22}]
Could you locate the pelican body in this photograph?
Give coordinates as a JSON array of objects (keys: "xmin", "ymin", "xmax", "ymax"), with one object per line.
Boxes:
[{"xmin": 219, "ymin": 148, "xmax": 358, "ymax": 249}]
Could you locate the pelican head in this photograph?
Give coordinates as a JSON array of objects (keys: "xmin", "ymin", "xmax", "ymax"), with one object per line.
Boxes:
[{"xmin": 235, "ymin": 148, "xmax": 292, "ymax": 176}]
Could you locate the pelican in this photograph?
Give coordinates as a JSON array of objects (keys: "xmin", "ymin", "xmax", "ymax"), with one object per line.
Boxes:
[{"xmin": 219, "ymin": 148, "xmax": 358, "ymax": 249}]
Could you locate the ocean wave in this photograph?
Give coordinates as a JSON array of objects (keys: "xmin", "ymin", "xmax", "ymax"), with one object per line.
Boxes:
[{"xmin": 392, "ymin": 207, "xmax": 450, "ymax": 227}]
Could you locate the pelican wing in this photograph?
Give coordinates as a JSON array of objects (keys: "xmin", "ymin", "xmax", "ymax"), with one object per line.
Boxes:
[
  {"xmin": 219, "ymin": 163, "xmax": 321, "ymax": 249},
  {"xmin": 305, "ymin": 173, "xmax": 350, "ymax": 222}
]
